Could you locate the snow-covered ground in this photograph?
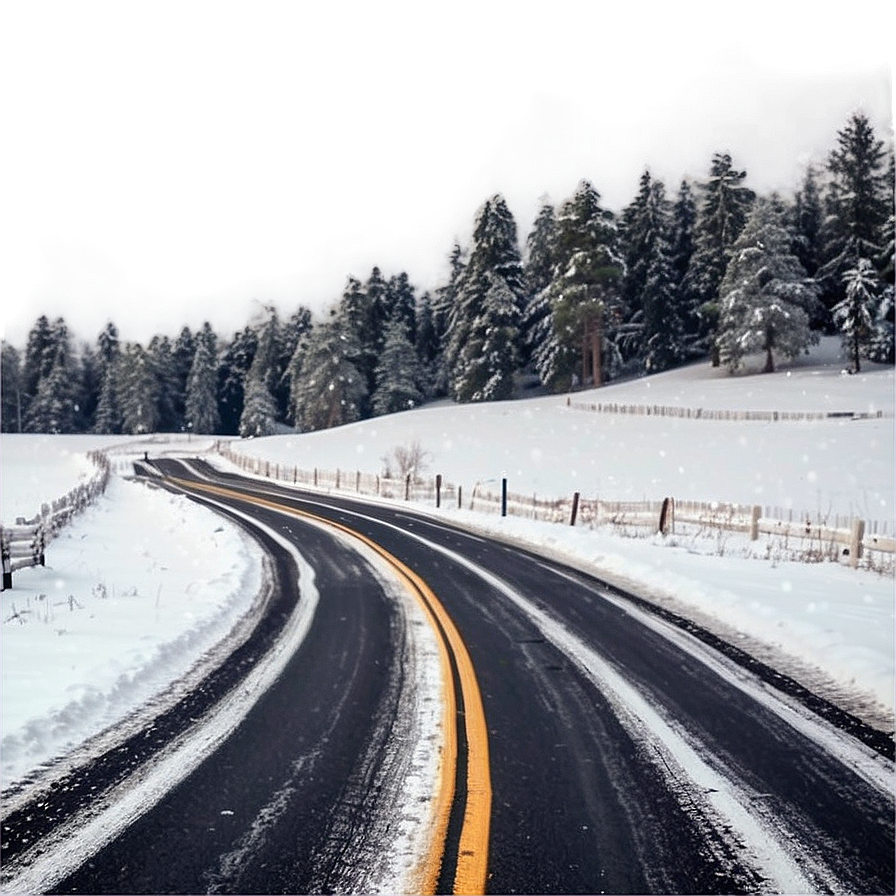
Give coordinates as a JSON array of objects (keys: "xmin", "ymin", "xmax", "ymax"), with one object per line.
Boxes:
[{"xmin": 1, "ymin": 339, "xmax": 894, "ymax": 793}]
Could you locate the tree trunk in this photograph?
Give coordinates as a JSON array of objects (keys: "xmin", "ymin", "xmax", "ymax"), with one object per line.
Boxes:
[{"xmin": 764, "ymin": 345, "xmax": 775, "ymax": 373}]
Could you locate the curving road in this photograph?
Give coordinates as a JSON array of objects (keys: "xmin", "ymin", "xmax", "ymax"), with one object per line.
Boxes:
[{"xmin": 1, "ymin": 457, "xmax": 892, "ymax": 894}]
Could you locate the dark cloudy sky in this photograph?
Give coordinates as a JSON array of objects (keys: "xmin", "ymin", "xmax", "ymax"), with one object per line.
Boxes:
[{"xmin": 1, "ymin": 0, "xmax": 892, "ymax": 346}]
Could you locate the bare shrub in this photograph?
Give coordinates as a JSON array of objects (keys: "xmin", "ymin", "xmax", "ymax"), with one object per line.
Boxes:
[{"xmin": 382, "ymin": 440, "xmax": 431, "ymax": 482}]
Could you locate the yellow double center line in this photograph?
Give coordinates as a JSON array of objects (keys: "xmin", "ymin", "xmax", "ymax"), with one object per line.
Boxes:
[{"xmin": 166, "ymin": 476, "xmax": 491, "ymax": 895}]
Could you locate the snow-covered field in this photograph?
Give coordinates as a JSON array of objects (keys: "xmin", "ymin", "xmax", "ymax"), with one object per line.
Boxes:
[{"xmin": 1, "ymin": 339, "xmax": 894, "ymax": 791}]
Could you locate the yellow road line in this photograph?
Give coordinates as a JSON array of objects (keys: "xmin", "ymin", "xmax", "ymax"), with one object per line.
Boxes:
[{"xmin": 165, "ymin": 476, "xmax": 491, "ymax": 895}]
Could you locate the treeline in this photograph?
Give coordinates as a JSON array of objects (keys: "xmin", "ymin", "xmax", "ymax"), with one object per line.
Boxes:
[{"xmin": 2, "ymin": 112, "xmax": 893, "ymax": 437}]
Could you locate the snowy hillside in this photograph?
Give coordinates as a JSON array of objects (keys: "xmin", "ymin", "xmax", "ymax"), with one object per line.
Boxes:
[
  {"xmin": 230, "ymin": 339, "xmax": 894, "ymax": 524},
  {"xmin": 1, "ymin": 338, "xmax": 893, "ymax": 790}
]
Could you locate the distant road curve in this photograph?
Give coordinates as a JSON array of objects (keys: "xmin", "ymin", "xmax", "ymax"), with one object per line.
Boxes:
[{"xmin": 3, "ymin": 457, "xmax": 893, "ymax": 894}]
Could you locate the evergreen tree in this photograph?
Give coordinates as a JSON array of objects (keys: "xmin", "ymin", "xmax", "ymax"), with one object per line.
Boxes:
[
  {"xmin": 172, "ymin": 326, "xmax": 196, "ymax": 429},
  {"xmin": 620, "ymin": 172, "xmax": 687, "ymax": 371},
  {"xmin": 683, "ymin": 153, "xmax": 755, "ymax": 362},
  {"xmin": 239, "ymin": 365, "xmax": 279, "ymax": 437},
  {"xmin": 148, "ymin": 335, "xmax": 181, "ymax": 431},
  {"xmin": 93, "ymin": 359, "xmax": 123, "ymax": 434},
  {"xmin": 521, "ymin": 199, "xmax": 557, "ymax": 367},
  {"xmin": 670, "ymin": 180, "xmax": 697, "ymax": 284},
  {"xmin": 118, "ymin": 343, "xmax": 160, "ymax": 434},
  {"xmin": 869, "ymin": 151, "xmax": 896, "ymax": 364},
  {"xmin": 833, "ymin": 258, "xmax": 880, "ymax": 372},
  {"xmin": 454, "ymin": 272, "xmax": 520, "ymax": 401},
  {"xmin": 24, "ymin": 318, "xmax": 79, "ymax": 433},
  {"xmin": 430, "ymin": 242, "xmax": 466, "ymax": 396},
  {"xmin": 793, "ymin": 157, "xmax": 833, "ymax": 331},
  {"xmin": 184, "ymin": 323, "xmax": 220, "ymax": 434},
  {"xmin": 275, "ymin": 306, "xmax": 312, "ymax": 418},
  {"xmin": 75, "ymin": 342, "xmax": 101, "ymax": 432},
  {"xmin": 217, "ymin": 326, "xmax": 258, "ymax": 436},
  {"xmin": 372, "ymin": 316, "xmax": 424, "ymax": 415},
  {"xmin": 413, "ymin": 291, "xmax": 441, "ymax": 398},
  {"xmin": 1, "ymin": 341, "xmax": 24, "ymax": 432},
  {"xmin": 335, "ymin": 275, "xmax": 377, "ymax": 411},
  {"xmin": 818, "ymin": 112, "xmax": 891, "ymax": 322},
  {"xmin": 446, "ymin": 194, "xmax": 526, "ymax": 401},
  {"xmin": 83, "ymin": 318, "xmax": 118, "ymax": 432},
  {"xmin": 22, "ymin": 314, "xmax": 55, "ymax": 421},
  {"xmin": 285, "ymin": 308, "xmax": 315, "ymax": 426},
  {"xmin": 365, "ymin": 266, "xmax": 390, "ymax": 352},
  {"xmin": 641, "ymin": 230, "xmax": 685, "ymax": 373},
  {"xmin": 289, "ymin": 318, "xmax": 365, "ymax": 431},
  {"xmin": 385, "ymin": 272, "xmax": 417, "ymax": 345},
  {"xmin": 717, "ymin": 198, "xmax": 820, "ymax": 373},
  {"xmin": 669, "ymin": 180, "xmax": 699, "ymax": 355},
  {"xmin": 531, "ymin": 180, "xmax": 625, "ymax": 390},
  {"xmin": 433, "ymin": 242, "xmax": 466, "ymax": 337}
]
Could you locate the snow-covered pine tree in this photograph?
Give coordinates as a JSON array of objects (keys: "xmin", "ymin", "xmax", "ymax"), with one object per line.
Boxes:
[
  {"xmin": 521, "ymin": 198, "xmax": 557, "ymax": 367},
  {"xmin": 833, "ymin": 258, "xmax": 880, "ymax": 372},
  {"xmin": 1, "ymin": 341, "xmax": 23, "ymax": 432},
  {"xmin": 430, "ymin": 242, "xmax": 466, "ymax": 396},
  {"xmin": 817, "ymin": 112, "xmax": 891, "ymax": 323},
  {"xmin": 869, "ymin": 151, "xmax": 896, "ymax": 364},
  {"xmin": 235, "ymin": 308, "xmax": 281, "ymax": 437},
  {"xmin": 335, "ymin": 275, "xmax": 377, "ymax": 411},
  {"xmin": 372, "ymin": 315, "xmax": 424, "ymax": 415},
  {"xmin": 682, "ymin": 153, "xmax": 755, "ymax": 363},
  {"xmin": 453, "ymin": 272, "xmax": 520, "ymax": 402},
  {"xmin": 21, "ymin": 315, "xmax": 55, "ymax": 422},
  {"xmin": 172, "ymin": 326, "xmax": 196, "ymax": 426},
  {"xmin": 92, "ymin": 360, "xmax": 123, "ymax": 434},
  {"xmin": 23, "ymin": 318, "xmax": 79, "ymax": 434},
  {"xmin": 433, "ymin": 243, "xmax": 465, "ymax": 336},
  {"xmin": 82, "ymin": 318, "xmax": 118, "ymax": 432},
  {"xmin": 641, "ymin": 230, "xmax": 685, "ymax": 373},
  {"xmin": 148, "ymin": 335, "xmax": 181, "ymax": 432},
  {"xmin": 184, "ymin": 323, "xmax": 220, "ymax": 434},
  {"xmin": 289, "ymin": 318, "xmax": 366, "ymax": 431},
  {"xmin": 412, "ymin": 291, "xmax": 442, "ymax": 400},
  {"xmin": 217, "ymin": 326, "xmax": 258, "ymax": 436},
  {"xmin": 253, "ymin": 308, "xmax": 282, "ymax": 398},
  {"xmin": 717, "ymin": 198, "xmax": 820, "ymax": 373},
  {"xmin": 239, "ymin": 365, "xmax": 279, "ymax": 437},
  {"xmin": 118, "ymin": 342, "xmax": 160, "ymax": 434},
  {"xmin": 620, "ymin": 172, "xmax": 686, "ymax": 372},
  {"xmin": 365, "ymin": 266, "xmax": 390, "ymax": 351},
  {"xmin": 276, "ymin": 306, "xmax": 312, "ymax": 417},
  {"xmin": 446, "ymin": 194, "xmax": 526, "ymax": 402},
  {"xmin": 668, "ymin": 180, "xmax": 700, "ymax": 355},
  {"xmin": 531, "ymin": 180, "xmax": 625, "ymax": 390},
  {"xmin": 385, "ymin": 272, "xmax": 417, "ymax": 345}
]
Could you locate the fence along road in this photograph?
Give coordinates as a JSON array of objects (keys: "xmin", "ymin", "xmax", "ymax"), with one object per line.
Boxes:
[
  {"xmin": 216, "ymin": 442, "xmax": 894, "ymax": 570},
  {"xmin": 60, "ymin": 458, "xmax": 894, "ymax": 893}
]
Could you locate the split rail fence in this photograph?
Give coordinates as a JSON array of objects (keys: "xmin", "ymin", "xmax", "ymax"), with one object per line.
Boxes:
[
  {"xmin": 1, "ymin": 451, "xmax": 111, "ymax": 590},
  {"xmin": 215, "ymin": 443, "xmax": 894, "ymax": 570},
  {"xmin": 565, "ymin": 398, "xmax": 890, "ymax": 422}
]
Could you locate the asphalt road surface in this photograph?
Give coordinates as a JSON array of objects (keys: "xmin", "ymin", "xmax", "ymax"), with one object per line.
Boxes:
[{"xmin": 1, "ymin": 457, "xmax": 892, "ymax": 894}]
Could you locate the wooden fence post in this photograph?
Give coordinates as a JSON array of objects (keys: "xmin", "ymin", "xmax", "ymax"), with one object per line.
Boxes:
[
  {"xmin": 457, "ymin": 485, "xmax": 462, "ymax": 510},
  {"xmin": 750, "ymin": 505, "xmax": 761, "ymax": 540},
  {"xmin": 405, "ymin": 474, "xmax": 411, "ymax": 501},
  {"xmin": 436, "ymin": 474, "xmax": 442, "ymax": 508},
  {"xmin": 849, "ymin": 519, "xmax": 865, "ymax": 568},
  {"xmin": 658, "ymin": 497, "xmax": 674, "ymax": 535},
  {"xmin": 570, "ymin": 492, "xmax": 580, "ymax": 526},
  {"xmin": 1, "ymin": 529, "xmax": 12, "ymax": 590},
  {"xmin": 501, "ymin": 478, "xmax": 507, "ymax": 517}
]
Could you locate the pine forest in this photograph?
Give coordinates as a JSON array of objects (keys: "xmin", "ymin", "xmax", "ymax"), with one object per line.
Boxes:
[{"xmin": 2, "ymin": 112, "xmax": 894, "ymax": 437}]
